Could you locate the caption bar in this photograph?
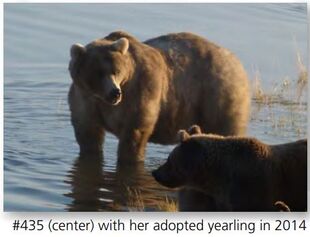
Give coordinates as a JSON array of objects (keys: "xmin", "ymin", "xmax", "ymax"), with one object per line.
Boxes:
[{"xmin": 11, "ymin": 218, "xmax": 307, "ymax": 234}]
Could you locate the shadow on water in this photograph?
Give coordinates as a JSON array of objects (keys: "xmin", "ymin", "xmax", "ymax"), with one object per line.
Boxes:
[{"xmin": 64, "ymin": 154, "xmax": 176, "ymax": 211}]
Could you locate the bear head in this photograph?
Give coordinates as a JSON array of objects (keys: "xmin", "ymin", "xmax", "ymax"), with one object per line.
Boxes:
[
  {"xmin": 153, "ymin": 126, "xmax": 228, "ymax": 195},
  {"xmin": 152, "ymin": 128, "xmax": 208, "ymax": 189},
  {"xmin": 69, "ymin": 37, "xmax": 131, "ymax": 105}
]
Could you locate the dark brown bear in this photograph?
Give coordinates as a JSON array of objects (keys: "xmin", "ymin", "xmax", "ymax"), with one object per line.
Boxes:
[{"xmin": 152, "ymin": 126, "xmax": 307, "ymax": 211}]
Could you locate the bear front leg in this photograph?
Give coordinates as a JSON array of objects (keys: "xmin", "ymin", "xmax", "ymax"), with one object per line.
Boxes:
[
  {"xmin": 69, "ymin": 85, "xmax": 105, "ymax": 157},
  {"xmin": 72, "ymin": 119, "xmax": 105, "ymax": 157},
  {"xmin": 117, "ymin": 127, "xmax": 153, "ymax": 163},
  {"xmin": 116, "ymin": 79, "xmax": 162, "ymax": 163}
]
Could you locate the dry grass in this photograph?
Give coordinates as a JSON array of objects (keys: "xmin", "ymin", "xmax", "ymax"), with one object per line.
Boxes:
[
  {"xmin": 252, "ymin": 69, "xmax": 267, "ymax": 103},
  {"xmin": 157, "ymin": 196, "xmax": 178, "ymax": 212},
  {"xmin": 126, "ymin": 187, "xmax": 178, "ymax": 212},
  {"xmin": 126, "ymin": 187, "xmax": 145, "ymax": 211},
  {"xmin": 251, "ymin": 46, "xmax": 307, "ymax": 138},
  {"xmin": 252, "ymin": 73, "xmax": 299, "ymax": 105},
  {"xmin": 296, "ymin": 50, "xmax": 308, "ymax": 102},
  {"xmin": 252, "ymin": 48, "xmax": 307, "ymax": 105}
]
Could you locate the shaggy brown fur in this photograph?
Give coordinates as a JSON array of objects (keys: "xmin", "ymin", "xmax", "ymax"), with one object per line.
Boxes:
[
  {"xmin": 152, "ymin": 127, "xmax": 307, "ymax": 211},
  {"xmin": 68, "ymin": 31, "xmax": 249, "ymax": 162},
  {"xmin": 68, "ymin": 31, "xmax": 249, "ymax": 211}
]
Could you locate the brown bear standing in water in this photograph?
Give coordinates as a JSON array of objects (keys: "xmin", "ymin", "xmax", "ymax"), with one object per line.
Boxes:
[
  {"xmin": 68, "ymin": 31, "xmax": 249, "ymax": 211},
  {"xmin": 68, "ymin": 31, "xmax": 249, "ymax": 161},
  {"xmin": 152, "ymin": 126, "xmax": 307, "ymax": 211}
]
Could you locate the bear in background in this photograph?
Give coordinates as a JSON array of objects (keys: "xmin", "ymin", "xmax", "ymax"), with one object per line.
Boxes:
[{"xmin": 152, "ymin": 125, "xmax": 307, "ymax": 211}]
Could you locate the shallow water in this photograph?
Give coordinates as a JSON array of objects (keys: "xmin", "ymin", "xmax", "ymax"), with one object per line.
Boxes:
[{"xmin": 4, "ymin": 3, "xmax": 308, "ymax": 211}]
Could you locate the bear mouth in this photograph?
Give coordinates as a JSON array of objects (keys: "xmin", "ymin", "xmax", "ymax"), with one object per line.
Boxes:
[
  {"xmin": 93, "ymin": 94, "xmax": 122, "ymax": 105},
  {"xmin": 106, "ymin": 95, "xmax": 122, "ymax": 105}
]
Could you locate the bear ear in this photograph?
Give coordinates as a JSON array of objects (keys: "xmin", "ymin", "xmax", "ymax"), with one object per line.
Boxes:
[
  {"xmin": 188, "ymin": 125, "xmax": 202, "ymax": 135},
  {"xmin": 70, "ymin": 43, "xmax": 86, "ymax": 59},
  {"xmin": 177, "ymin": 130, "xmax": 190, "ymax": 142},
  {"xmin": 112, "ymin": 37, "xmax": 129, "ymax": 55},
  {"xmin": 274, "ymin": 201, "xmax": 291, "ymax": 212}
]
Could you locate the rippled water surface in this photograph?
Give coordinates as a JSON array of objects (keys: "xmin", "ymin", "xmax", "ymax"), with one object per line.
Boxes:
[{"xmin": 4, "ymin": 3, "xmax": 308, "ymax": 211}]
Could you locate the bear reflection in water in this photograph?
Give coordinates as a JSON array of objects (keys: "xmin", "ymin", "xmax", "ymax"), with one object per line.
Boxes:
[
  {"xmin": 152, "ymin": 125, "xmax": 307, "ymax": 212},
  {"xmin": 65, "ymin": 154, "xmax": 175, "ymax": 211}
]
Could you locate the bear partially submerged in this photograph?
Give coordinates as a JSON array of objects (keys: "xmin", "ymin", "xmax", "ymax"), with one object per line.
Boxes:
[
  {"xmin": 152, "ymin": 126, "xmax": 307, "ymax": 211},
  {"xmin": 68, "ymin": 31, "xmax": 249, "ymax": 163}
]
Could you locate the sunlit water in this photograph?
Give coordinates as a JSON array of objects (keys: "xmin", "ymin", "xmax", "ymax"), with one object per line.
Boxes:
[{"xmin": 4, "ymin": 3, "xmax": 307, "ymax": 211}]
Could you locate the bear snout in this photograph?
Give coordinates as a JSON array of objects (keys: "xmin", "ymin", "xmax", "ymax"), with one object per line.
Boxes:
[
  {"xmin": 106, "ymin": 88, "xmax": 122, "ymax": 105},
  {"xmin": 152, "ymin": 169, "xmax": 170, "ymax": 187},
  {"xmin": 110, "ymin": 88, "xmax": 122, "ymax": 98},
  {"xmin": 152, "ymin": 167, "xmax": 183, "ymax": 189},
  {"xmin": 152, "ymin": 169, "xmax": 161, "ymax": 183}
]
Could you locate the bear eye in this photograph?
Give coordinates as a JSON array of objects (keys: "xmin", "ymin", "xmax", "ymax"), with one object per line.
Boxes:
[{"xmin": 114, "ymin": 69, "xmax": 121, "ymax": 75}]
